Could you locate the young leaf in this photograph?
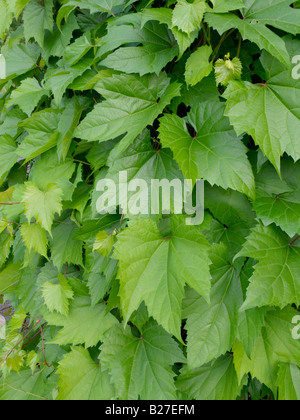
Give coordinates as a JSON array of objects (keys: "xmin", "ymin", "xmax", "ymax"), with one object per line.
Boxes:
[
  {"xmin": 185, "ymin": 45, "xmax": 213, "ymax": 86},
  {"xmin": 42, "ymin": 274, "xmax": 74, "ymax": 316},
  {"xmin": 21, "ymin": 222, "xmax": 48, "ymax": 258},
  {"xmin": 172, "ymin": 0, "xmax": 206, "ymax": 35},
  {"xmin": 22, "ymin": 182, "xmax": 63, "ymax": 234}
]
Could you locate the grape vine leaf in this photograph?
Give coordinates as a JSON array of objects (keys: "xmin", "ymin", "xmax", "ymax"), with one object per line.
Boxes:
[
  {"xmin": 205, "ymin": 0, "xmax": 300, "ymax": 67},
  {"xmin": 172, "ymin": 0, "xmax": 206, "ymax": 35},
  {"xmin": 6, "ymin": 78, "xmax": 49, "ymax": 116},
  {"xmin": 253, "ymin": 159, "xmax": 300, "ymax": 237},
  {"xmin": 114, "ymin": 216, "xmax": 211, "ymax": 340},
  {"xmin": 0, "ymin": 369, "xmax": 57, "ymax": 400},
  {"xmin": 23, "ymin": 0, "xmax": 54, "ymax": 47},
  {"xmin": 94, "ymin": 130, "xmax": 184, "ymax": 217},
  {"xmin": 223, "ymin": 39, "xmax": 300, "ymax": 173},
  {"xmin": 99, "ymin": 20, "xmax": 179, "ymax": 76},
  {"xmin": 141, "ymin": 7, "xmax": 198, "ymax": 59},
  {"xmin": 44, "ymin": 296, "xmax": 118, "ymax": 348},
  {"xmin": 236, "ymin": 224, "xmax": 300, "ymax": 310},
  {"xmin": 75, "ymin": 73, "xmax": 181, "ymax": 156},
  {"xmin": 233, "ymin": 307, "xmax": 300, "ymax": 392},
  {"xmin": 56, "ymin": 346, "xmax": 115, "ymax": 400},
  {"xmin": 158, "ymin": 101, "xmax": 255, "ymax": 199},
  {"xmin": 0, "ymin": 135, "xmax": 18, "ymax": 182},
  {"xmin": 21, "ymin": 222, "xmax": 48, "ymax": 258},
  {"xmin": 100, "ymin": 321, "xmax": 185, "ymax": 400},
  {"xmin": 182, "ymin": 244, "xmax": 243, "ymax": 369},
  {"xmin": 22, "ymin": 182, "xmax": 63, "ymax": 234},
  {"xmin": 42, "ymin": 274, "xmax": 74, "ymax": 316},
  {"xmin": 185, "ymin": 45, "xmax": 213, "ymax": 86},
  {"xmin": 50, "ymin": 217, "xmax": 83, "ymax": 271},
  {"xmin": 177, "ymin": 355, "xmax": 246, "ymax": 400},
  {"xmin": 277, "ymin": 364, "xmax": 300, "ymax": 401},
  {"xmin": 17, "ymin": 109, "xmax": 61, "ymax": 162}
]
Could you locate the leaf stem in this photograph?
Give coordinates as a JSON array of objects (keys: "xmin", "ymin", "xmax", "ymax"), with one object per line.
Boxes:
[
  {"xmin": 289, "ymin": 235, "xmax": 300, "ymax": 247},
  {"xmin": 0, "ymin": 202, "xmax": 21, "ymax": 206}
]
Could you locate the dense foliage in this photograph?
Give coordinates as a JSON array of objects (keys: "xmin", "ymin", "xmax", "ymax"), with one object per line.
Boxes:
[{"xmin": 0, "ymin": 0, "xmax": 300, "ymax": 401}]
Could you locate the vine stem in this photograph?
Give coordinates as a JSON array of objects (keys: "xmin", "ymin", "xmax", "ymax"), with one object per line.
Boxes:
[
  {"xmin": 0, "ymin": 202, "xmax": 21, "ymax": 206},
  {"xmin": 2, "ymin": 317, "xmax": 43, "ymax": 362},
  {"xmin": 236, "ymin": 33, "xmax": 242, "ymax": 58},
  {"xmin": 201, "ymin": 22, "xmax": 211, "ymax": 46},
  {"xmin": 0, "ymin": 383, "xmax": 49, "ymax": 400},
  {"xmin": 212, "ymin": 28, "xmax": 236, "ymax": 60},
  {"xmin": 289, "ymin": 235, "xmax": 300, "ymax": 247}
]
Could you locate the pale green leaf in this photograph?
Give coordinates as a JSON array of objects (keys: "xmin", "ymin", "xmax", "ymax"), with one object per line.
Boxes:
[
  {"xmin": 56, "ymin": 346, "xmax": 115, "ymax": 400},
  {"xmin": 22, "ymin": 182, "xmax": 63, "ymax": 234}
]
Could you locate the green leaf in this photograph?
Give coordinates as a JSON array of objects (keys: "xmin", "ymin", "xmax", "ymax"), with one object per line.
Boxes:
[
  {"xmin": 114, "ymin": 216, "xmax": 211, "ymax": 340},
  {"xmin": 183, "ymin": 244, "xmax": 243, "ymax": 369},
  {"xmin": 236, "ymin": 224, "xmax": 300, "ymax": 310},
  {"xmin": 2, "ymin": 43, "xmax": 41, "ymax": 80},
  {"xmin": 223, "ymin": 39, "xmax": 300, "ymax": 173},
  {"xmin": 14, "ymin": 0, "xmax": 30, "ymax": 16},
  {"xmin": 6, "ymin": 78, "xmax": 49, "ymax": 116},
  {"xmin": 240, "ymin": 0, "xmax": 300, "ymax": 35},
  {"xmin": 93, "ymin": 231, "xmax": 114, "ymax": 257},
  {"xmin": 172, "ymin": 0, "xmax": 206, "ymax": 35},
  {"xmin": 100, "ymin": 321, "xmax": 185, "ymax": 400},
  {"xmin": 21, "ymin": 222, "xmax": 48, "ymax": 258},
  {"xmin": 209, "ymin": 0, "xmax": 244, "ymax": 13},
  {"xmin": 56, "ymin": 346, "xmax": 115, "ymax": 400},
  {"xmin": 44, "ymin": 58, "xmax": 92, "ymax": 106},
  {"xmin": 0, "ymin": 369, "xmax": 57, "ymax": 400},
  {"xmin": 204, "ymin": 185, "xmax": 256, "ymax": 258},
  {"xmin": 50, "ymin": 218, "xmax": 83, "ymax": 271},
  {"xmin": 44, "ymin": 296, "xmax": 118, "ymax": 348},
  {"xmin": 17, "ymin": 109, "xmax": 61, "ymax": 162},
  {"xmin": 0, "ymin": 0, "xmax": 14, "ymax": 39},
  {"xmin": 277, "ymin": 364, "xmax": 300, "ymax": 401},
  {"xmin": 141, "ymin": 7, "xmax": 198, "ymax": 59},
  {"xmin": 205, "ymin": 8, "xmax": 292, "ymax": 67},
  {"xmin": 99, "ymin": 19, "xmax": 179, "ymax": 75},
  {"xmin": 23, "ymin": 0, "xmax": 54, "ymax": 47},
  {"xmin": 237, "ymin": 259, "xmax": 267, "ymax": 357},
  {"xmin": 215, "ymin": 54, "xmax": 242, "ymax": 86},
  {"xmin": 94, "ymin": 130, "xmax": 184, "ymax": 217},
  {"xmin": 22, "ymin": 182, "xmax": 63, "ymax": 234},
  {"xmin": 75, "ymin": 73, "xmax": 181, "ymax": 156},
  {"xmin": 233, "ymin": 307, "xmax": 300, "ymax": 392},
  {"xmin": 185, "ymin": 45, "xmax": 213, "ymax": 86},
  {"xmin": 42, "ymin": 274, "xmax": 74, "ymax": 316},
  {"xmin": 0, "ymin": 263, "xmax": 22, "ymax": 295},
  {"xmin": 158, "ymin": 101, "xmax": 255, "ymax": 199},
  {"xmin": 177, "ymin": 355, "xmax": 245, "ymax": 400},
  {"xmin": 0, "ymin": 135, "xmax": 18, "ymax": 181},
  {"xmin": 253, "ymin": 159, "xmax": 300, "ymax": 237}
]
